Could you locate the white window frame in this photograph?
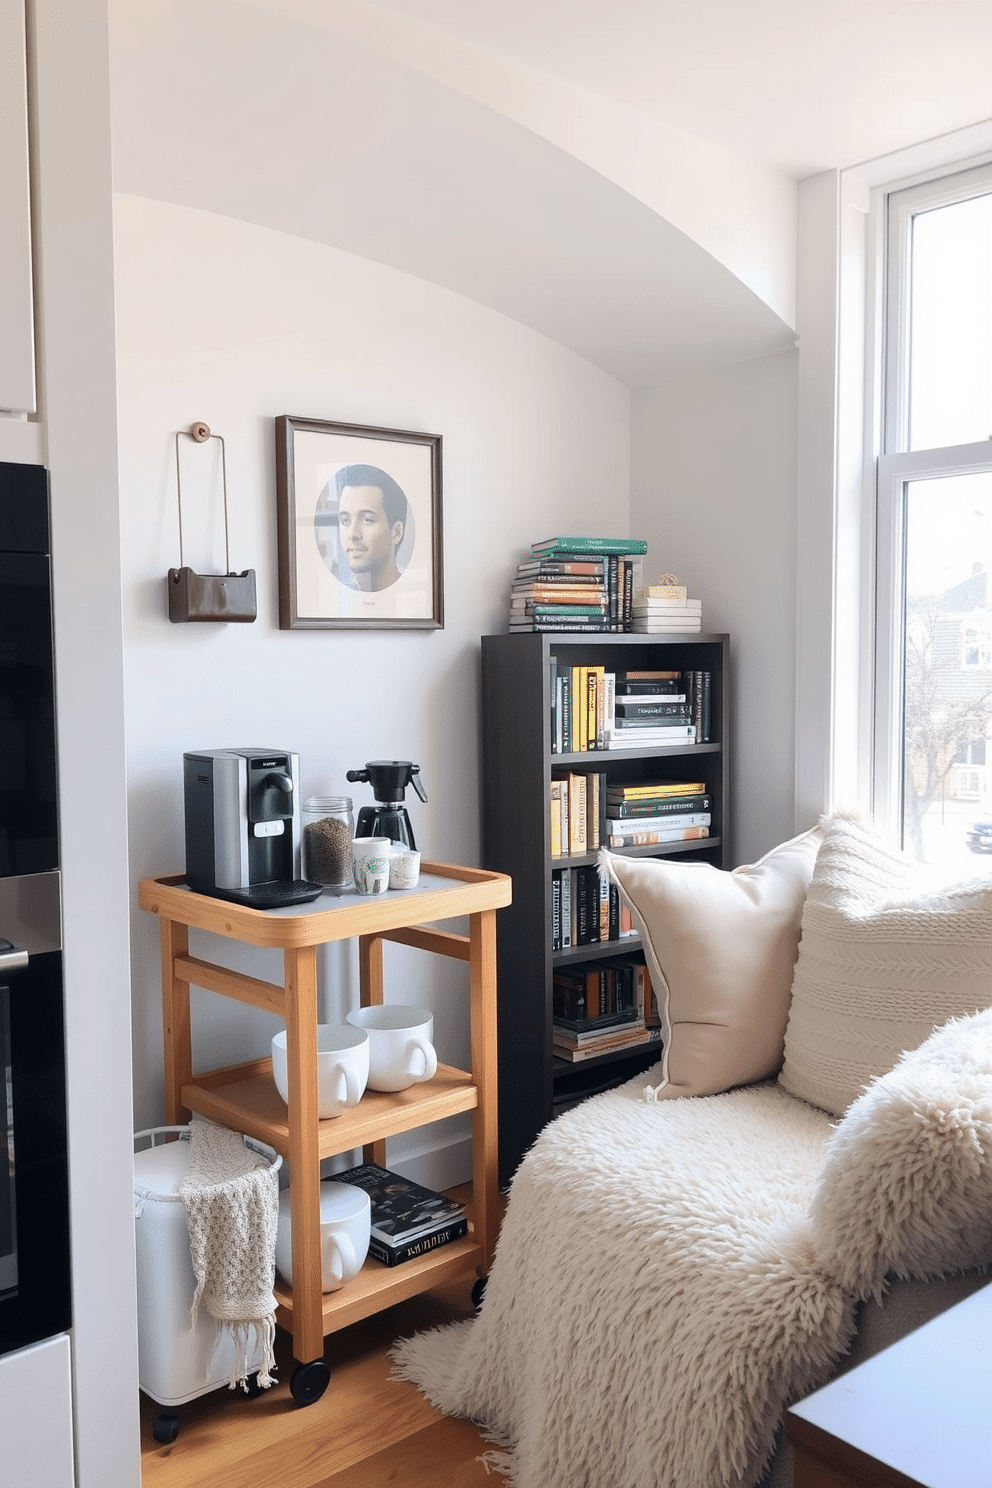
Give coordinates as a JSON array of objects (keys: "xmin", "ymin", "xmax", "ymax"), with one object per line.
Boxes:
[{"xmin": 795, "ymin": 121, "xmax": 992, "ymax": 842}]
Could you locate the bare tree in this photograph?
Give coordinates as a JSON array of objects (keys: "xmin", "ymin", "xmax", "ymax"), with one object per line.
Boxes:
[{"xmin": 903, "ymin": 594, "xmax": 992, "ymax": 856}]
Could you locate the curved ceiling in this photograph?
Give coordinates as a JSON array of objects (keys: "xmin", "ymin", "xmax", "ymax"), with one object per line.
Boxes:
[{"xmin": 109, "ymin": 0, "xmax": 992, "ymax": 388}]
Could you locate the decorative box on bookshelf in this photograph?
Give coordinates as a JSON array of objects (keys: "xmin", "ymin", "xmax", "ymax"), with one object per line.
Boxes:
[{"xmin": 481, "ymin": 631, "xmax": 730, "ymax": 1189}]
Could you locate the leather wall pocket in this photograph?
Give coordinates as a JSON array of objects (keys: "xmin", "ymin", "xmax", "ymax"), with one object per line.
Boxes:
[
  {"xmin": 167, "ymin": 566, "xmax": 257, "ymax": 623},
  {"xmin": 167, "ymin": 422, "xmax": 257, "ymax": 623}
]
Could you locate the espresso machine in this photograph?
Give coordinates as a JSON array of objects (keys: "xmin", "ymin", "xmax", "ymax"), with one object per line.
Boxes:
[
  {"xmin": 345, "ymin": 761, "xmax": 428, "ymax": 849},
  {"xmin": 183, "ymin": 748, "xmax": 321, "ymax": 907}
]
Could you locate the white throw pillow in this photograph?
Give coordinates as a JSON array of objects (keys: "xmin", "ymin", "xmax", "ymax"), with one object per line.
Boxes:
[
  {"xmin": 599, "ymin": 827, "xmax": 821, "ymax": 1100},
  {"xmin": 810, "ymin": 1006, "xmax": 992, "ymax": 1297},
  {"xmin": 779, "ymin": 812, "xmax": 992, "ymax": 1116}
]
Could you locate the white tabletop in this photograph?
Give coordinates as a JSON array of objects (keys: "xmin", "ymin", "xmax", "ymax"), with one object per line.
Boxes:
[{"xmin": 789, "ymin": 1281, "xmax": 992, "ymax": 1488}]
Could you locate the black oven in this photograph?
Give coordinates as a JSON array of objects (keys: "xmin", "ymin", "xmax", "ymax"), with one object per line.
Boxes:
[{"xmin": 0, "ymin": 462, "xmax": 71, "ymax": 1356}]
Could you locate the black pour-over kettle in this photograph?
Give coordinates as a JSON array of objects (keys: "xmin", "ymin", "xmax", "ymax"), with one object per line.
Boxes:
[{"xmin": 345, "ymin": 760, "xmax": 428, "ymax": 850}]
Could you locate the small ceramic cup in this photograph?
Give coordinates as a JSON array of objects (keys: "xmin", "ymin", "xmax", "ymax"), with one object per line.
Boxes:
[
  {"xmin": 351, "ymin": 836, "xmax": 391, "ymax": 895},
  {"xmin": 346, "ymin": 1004, "xmax": 438, "ymax": 1092},
  {"xmin": 271, "ymin": 1024, "xmax": 369, "ymax": 1119},
  {"xmin": 388, "ymin": 846, "xmax": 421, "ymax": 890},
  {"xmin": 275, "ymin": 1180, "xmax": 371, "ymax": 1292}
]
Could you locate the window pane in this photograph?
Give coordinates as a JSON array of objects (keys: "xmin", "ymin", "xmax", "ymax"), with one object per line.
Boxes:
[
  {"xmin": 903, "ymin": 471, "xmax": 992, "ymax": 865},
  {"xmin": 909, "ymin": 191, "xmax": 992, "ymax": 451}
]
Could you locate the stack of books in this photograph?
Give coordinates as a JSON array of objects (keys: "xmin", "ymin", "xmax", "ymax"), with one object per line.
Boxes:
[
  {"xmin": 508, "ymin": 536, "xmax": 647, "ymax": 632},
  {"xmin": 605, "ymin": 778, "xmax": 711, "ymax": 848},
  {"xmin": 553, "ymin": 954, "xmax": 661, "ymax": 1062},
  {"xmin": 603, "ymin": 668, "xmax": 695, "ymax": 751},
  {"xmin": 631, "ymin": 581, "xmax": 702, "ymax": 634},
  {"xmin": 334, "ymin": 1162, "xmax": 468, "ymax": 1267}
]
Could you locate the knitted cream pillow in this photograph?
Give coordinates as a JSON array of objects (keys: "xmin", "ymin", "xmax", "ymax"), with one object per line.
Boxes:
[
  {"xmin": 779, "ymin": 813, "xmax": 992, "ymax": 1117},
  {"xmin": 599, "ymin": 827, "xmax": 821, "ymax": 1100}
]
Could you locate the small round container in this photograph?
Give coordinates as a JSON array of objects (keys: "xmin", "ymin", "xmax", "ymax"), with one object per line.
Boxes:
[{"xmin": 302, "ymin": 796, "xmax": 355, "ymax": 889}]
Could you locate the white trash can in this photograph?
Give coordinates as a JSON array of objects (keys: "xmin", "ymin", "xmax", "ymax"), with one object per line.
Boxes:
[{"xmin": 133, "ymin": 1126, "xmax": 282, "ymax": 1430}]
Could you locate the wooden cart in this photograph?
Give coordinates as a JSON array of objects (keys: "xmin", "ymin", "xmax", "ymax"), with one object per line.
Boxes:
[{"xmin": 138, "ymin": 861, "xmax": 511, "ymax": 1403}]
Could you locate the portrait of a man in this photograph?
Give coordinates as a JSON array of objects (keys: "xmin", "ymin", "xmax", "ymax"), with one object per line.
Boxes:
[{"xmin": 331, "ymin": 463, "xmax": 411, "ymax": 592}]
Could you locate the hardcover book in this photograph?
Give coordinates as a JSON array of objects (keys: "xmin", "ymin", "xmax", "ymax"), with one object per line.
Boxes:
[
  {"xmin": 532, "ymin": 536, "xmax": 649, "ymax": 556},
  {"xmin": 607, "ymin": 780, "xmax": 706, "ymax": 799},
  {"xmin": 367, "ymin": 1217, "xmax": 469, "ymax": 1267}
]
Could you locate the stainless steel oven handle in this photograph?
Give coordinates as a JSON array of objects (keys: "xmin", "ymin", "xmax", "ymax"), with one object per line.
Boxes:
[{"xmin": 0, "ymin": 941, "xmax": 30, "ymax": 974}]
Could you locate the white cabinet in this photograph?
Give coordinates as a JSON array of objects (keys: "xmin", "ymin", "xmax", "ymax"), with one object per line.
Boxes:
[
  {"xmin": 0, "ymin": 0, "xmax": 36, "ymax": 414},
  {"xmin": 0, "ymin": 1335, "xmax": 75, "ymax": 1486}
]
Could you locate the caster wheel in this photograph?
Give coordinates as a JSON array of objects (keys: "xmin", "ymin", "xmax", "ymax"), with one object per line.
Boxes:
[
  {"xmin": 471, "ymin": 1276, "xmax": 488, "ymax": 1311},
  {"xmin": 290, "ymin": 1359, "xmax": 331, "ymax": 1406},
  {"xmin": 152, "ymin": 1413, "xmax": 179, "ymax": 1445},
  {"xmin": 243, "ymin": 1372, "xmax": 264, "ymax": 1399}
]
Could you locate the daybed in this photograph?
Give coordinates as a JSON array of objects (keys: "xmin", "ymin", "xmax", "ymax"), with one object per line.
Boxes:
[{"xmin": 393, "ymin": 813, "xmax": 992, "ymax": 1487}]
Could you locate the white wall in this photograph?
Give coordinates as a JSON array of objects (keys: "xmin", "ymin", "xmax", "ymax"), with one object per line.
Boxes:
[
  {"xmin": 116, "ymin": 195, "xmax": 630, "ymax": 1184},
  {"xmin": 630, "ymin": 350, "xmax": 799, "ymax": 866}
]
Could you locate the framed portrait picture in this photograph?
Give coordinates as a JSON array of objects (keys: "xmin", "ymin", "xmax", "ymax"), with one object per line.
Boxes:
[{"xmin": 275, "ymin": 415, "xmax": 443, "ymax": 630}]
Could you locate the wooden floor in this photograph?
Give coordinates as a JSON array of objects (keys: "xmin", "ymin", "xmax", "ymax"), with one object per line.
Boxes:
[{"xmin": 140, "ymin": 1191, "xmax": 501, "ymax": 1488}]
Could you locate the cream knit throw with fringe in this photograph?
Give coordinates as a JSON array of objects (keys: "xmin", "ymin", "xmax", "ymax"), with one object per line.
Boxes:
[{"xmin": 180, "ymin": 1117, "xmax": 279, "ymax": 1390}]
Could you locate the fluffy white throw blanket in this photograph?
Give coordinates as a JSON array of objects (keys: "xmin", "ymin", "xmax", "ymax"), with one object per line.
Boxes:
[
  {"xmin": 180, "ymin": 1118, "xmax": 280, "ymax": 1390},
  {"xmin": 392, "ymin": 1009, "xmax": 992, "ymax": 1488}
]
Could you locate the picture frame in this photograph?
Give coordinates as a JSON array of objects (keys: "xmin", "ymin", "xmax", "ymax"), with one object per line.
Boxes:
[{"xmin": 275, "ymin": 415, "xmax": 443, "ymax": 630}]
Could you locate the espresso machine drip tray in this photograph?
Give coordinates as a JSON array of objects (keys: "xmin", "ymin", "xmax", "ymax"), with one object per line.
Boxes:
[{"xmin": 204, "ymin": 880, "xmax": 322, "ymax": 910}]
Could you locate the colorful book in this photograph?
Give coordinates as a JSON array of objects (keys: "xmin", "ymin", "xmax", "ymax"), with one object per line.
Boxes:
[
  {"xmin": 532, "ymin": 536, "xmax": 649, "ymax": 556},
  {"xmin": 606, "ymin": 811, "xmax": 711, "ymax": 834},
  {"xmin": 508, "ymin": 620, "xmax": 613, "ymax": 632},
  {"xmin": 516, "ymin": 559, "xmax": 606, "ymax": 576},
  {"xmin": 553, "ymin": 1028, "xmax": 661, "ymax": 1062},
  {"xmin": 550, "ymin": 779, "xmax": 564, "ymax": 858},
  {"xmin": 607, "ymin": 780, "xmax": 706, "ymax": 800},
  {"xmin": 613, "ymin": 701, "xmax": 693, "ymax": 718},
  {"xmin": 606, "ymin": 824, "xmax": 710, "ymax": 847},
  {"xmin": 608, "ymin": 793, "xmax": 711, "ymax": 818},
  {"xmin": 511, "ymin": 603, "xmax": 609, "ymax": 617}
]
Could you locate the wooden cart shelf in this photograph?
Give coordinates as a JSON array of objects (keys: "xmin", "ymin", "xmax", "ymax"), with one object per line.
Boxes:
[
  {"xmin": 181, "ymin": 1058, "xmax": 479, "ymax": 1160},
  {"xmin": 139, "ymin": 861, "xmax": 511, "ymax": 1371}
]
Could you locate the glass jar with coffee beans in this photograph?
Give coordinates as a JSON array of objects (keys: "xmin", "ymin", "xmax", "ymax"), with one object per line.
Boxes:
[{"xmin": 302, "ymin": 797, "xmax": 355, "ymax": 890}]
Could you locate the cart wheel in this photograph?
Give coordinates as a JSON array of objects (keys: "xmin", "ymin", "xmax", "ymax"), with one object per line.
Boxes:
[
  {"xmin": 152, "ymin": 1412, "xmax": 180, "ymax": 1445},
  {"xmin": 290, "ymin": 1360, "xmax": 331, "ymax": 1406},
  {"xmin": 471, "ymin": 1276, "xmax": 488, "ymax": 1311}
]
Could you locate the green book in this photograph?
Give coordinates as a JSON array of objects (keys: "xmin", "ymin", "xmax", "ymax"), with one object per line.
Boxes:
[
  {"xmin": 531, "ymin": 536, "xmax": 648, "ymax": 556},
  {"xmin": 520, "ymin": 603, "xmax": 608, "ymax": 616}
]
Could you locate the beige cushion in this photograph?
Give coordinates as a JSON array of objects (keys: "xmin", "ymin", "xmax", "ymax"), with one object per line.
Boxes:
[
  {"xmin": 599, "ymin": 828, "xmax": 821, "ymax": 1100},
  {"xmin": 779, "ymin": 812, "xmax": 992, "ymax": 1116},
  {"xmin": 810, "ymin": 1005, "xmax": 992, "ymax": 1297}
]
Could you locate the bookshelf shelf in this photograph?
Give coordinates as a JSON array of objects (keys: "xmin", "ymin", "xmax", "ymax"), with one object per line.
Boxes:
[{"xmin": 481, "ymin": 631, "xmax": 730, "ymax": 1188}]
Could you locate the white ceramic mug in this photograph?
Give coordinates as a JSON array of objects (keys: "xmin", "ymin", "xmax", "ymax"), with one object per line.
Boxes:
[
  {"xmin": 351, "ymin": 836, "xmax": 391, "ymax": 895},
  {"xmin": 271, "ymin": 1024, "xmax": 369, "ymax": 1119},
  {"xmin": 346, "ymin": 1004, "xmax": 438, "ymax": 1092},
  {"xmin": 388, "ymin": 846, "xmax": 421, "ymax": 890},
  {"xmin": 275, "ymin": 1181, "xmax": 371, "ymax": 1292}
]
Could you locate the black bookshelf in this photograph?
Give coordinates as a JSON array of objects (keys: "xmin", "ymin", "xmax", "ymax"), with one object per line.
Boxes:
[{"xmin": 481, "ymin": 631, "xmax": 731, "ymax": 1188}]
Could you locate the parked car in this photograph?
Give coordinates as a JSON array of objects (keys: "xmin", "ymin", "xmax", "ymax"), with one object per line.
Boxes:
[{"xmin": 965, "ymin": 807, "xmax": 992, "ymax": 852}]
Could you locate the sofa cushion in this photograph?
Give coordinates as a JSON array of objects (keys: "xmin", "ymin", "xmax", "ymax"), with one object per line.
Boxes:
[
  {"xmin": 779, "ymin": 812, "xmax": 992, "ymax": 1116},
  {"xmin": 599, "ymin": 827, "xmax": 821, "ymax": 1100},
  {"xmin": 810, "ymin": 1005, "xmax": 992, "ymax": 1297}
]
